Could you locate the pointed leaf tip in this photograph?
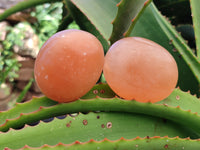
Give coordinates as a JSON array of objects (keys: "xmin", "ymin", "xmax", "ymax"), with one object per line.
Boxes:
[
  {"xmin": 74, "ymin": 141, "xmax": 81, "ymax": 144},
  {"xmin": 57, "ymin": 142, "xmax": 64, "ymax": 146},
  {"xmin": 119, "ymin": 137, "xmax": 126, "ymax": 140},
  {"xmin": 144, "ymin": 0, "xmax": 151, "ymax": 6},
  {"xmin": 110, "ymin": 0, "xmax": 152, "ymax": 44}
]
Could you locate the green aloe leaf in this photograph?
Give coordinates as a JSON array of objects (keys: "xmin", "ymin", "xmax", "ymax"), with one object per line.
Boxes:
[
  {"xmin": 14, "ymin": 137, "xmax": 200, "ymax": 150},
  {"xmin": 65, "ymin": 0, "xmax": 117, "ymax": 51},
  {"xmin": 68, "ymin": 0, "xmax": 118, "ymax": 41},
  {"xmin": 0, "ymin": 97, "xmax": 57, "ymax": 126},
  {"xmin": 0, "ymin": 87, "xmax": 200, "ymax": 135},
  {"xmin": 0, "ymin": 112, "xmax": 197, "ymax": 149},
  {"xmin": 0, "ymin": 0, "xmax": 61, "ymax": 21},
  {"xmin": 67, "ymin": 0, "xmax": 152, "ymax": 49},
  {"xmin": 0, "ymin": 84, "xmax": 113, "ymax": 127},
  {"xmin": 109, "ymin": 0, "xmax": 152, "ymax": 44},
  {"xmin": 190, "ymin": 0, "xmax": 200, "ymax": 59}
]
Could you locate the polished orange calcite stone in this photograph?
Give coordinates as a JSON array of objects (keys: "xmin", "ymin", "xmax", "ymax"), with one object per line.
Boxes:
[
  {"xmin": 103, "ymin": 37, "xmax": 178, "ymax": 103},
  {"xmin": 34, "ymin": 29, "xmax": 104, "ymax": 102}
]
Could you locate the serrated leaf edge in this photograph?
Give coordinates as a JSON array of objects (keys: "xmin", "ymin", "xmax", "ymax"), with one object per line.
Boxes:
[{"xmin": 4, "ymin": 136, "xmax": 200, "ymax": 150}]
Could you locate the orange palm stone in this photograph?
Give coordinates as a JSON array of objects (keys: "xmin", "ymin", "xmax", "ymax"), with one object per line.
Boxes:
[
  {"xmin": 103, "ymin": 37, "xmax": 178, "ymax": 103},
  {"xmin": 34, "ymin": 29, "xmax": 104, "ymax": 103}
]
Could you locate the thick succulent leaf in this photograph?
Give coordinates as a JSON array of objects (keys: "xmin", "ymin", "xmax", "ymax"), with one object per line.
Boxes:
[
  {"xmin": 0, "ymin": 87, "xmax": 200, "ymax": 136},
  {"xmin": 0, "ymin": 84, "xmax": 112, "ymax": 126},
  {"xmin": 11, "ymin": 137, "xmax": 200, "ymax": 150},
  {"xmin": 65, "ymin": 0, "xmax": 118, "ymax": 51},
  {"xmin": 0, "ymin": 0, "xmax": 62, "ymax": 21},
  {"xmin": 0, "ymin": 97, "xmax": 57, "ymax": 125},
  {"xmin": 109, "ymin": 0, "xmax": 152, "ymax": 44},
  {"xmin": 130, "ymin": 3, "xmax": 200, "ymax": 96},
  {"xmin": 69, "ymin": 0, "xmax": 117, "ymax": 41},
  {"xmin": 190, "ymin": 0, "xmax": 200, "ymax": 59},
  {"xmin": 68, "ymin": 0, "xmax": 152, "ymax": 47},
  {"xmin": 157, "ymin": 89, "xmax": 200, "ymax": 114},
  {"xmin": 0, "ymin": 112, "xmax": 198, "ymax": 149}
]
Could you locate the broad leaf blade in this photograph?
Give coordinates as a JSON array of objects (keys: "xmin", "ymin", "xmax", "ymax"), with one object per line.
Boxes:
[
  {"xmin": 0, "ymin": 112, "xmax": 197, "ymax": 149},
  {"xmin": 110, "ymin": 0, "xmax": 152, "ymax": 44},
  {"xmin": 66, "ymin": 0, "xmax": 118, "ymax": 51},
  {"xmin": 1, "ymin": 88, "xmax": 200, "ymax": 135},
  {"xmin": 16, "ymin": 137, "xmax": 200, "ymax": 150},
  {"xmin": 190, "ymin": 0, "xmax": 200, "ymax": 59},
  {"xmin": 0, "ymin": 84, "xmax": 112, "ymax": 126},
  {"xmin": 71, "ymin": 0, "xmax": 117, "ymax": 41},
  {"xmin": 0, "ymin": 97, "xmax": 57, "ymax": 125}
]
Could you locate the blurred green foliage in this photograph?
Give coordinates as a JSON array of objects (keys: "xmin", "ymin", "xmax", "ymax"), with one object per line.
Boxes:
[
  {"xmin": 0, "ymin": 25, "xmax": 22, "ymax": 85},
  {"xmin": 67, "ymin": 21, "xmax": 80, "ymax": 30},
  {"xmin": 0, "ymin": 2, "xmax": 73, "ymax": 85},
  {"xmin": 31, "ymin": 2, "xmax": 63, "ymax": 47}
]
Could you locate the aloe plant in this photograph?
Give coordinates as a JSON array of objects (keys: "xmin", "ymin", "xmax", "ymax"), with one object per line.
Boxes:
[{"xmin": 0, "ymin": 0, "xmax": 200, "ymax": 149}]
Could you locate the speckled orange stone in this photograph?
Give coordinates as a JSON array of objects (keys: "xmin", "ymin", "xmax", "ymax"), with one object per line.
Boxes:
[
  {"xmin": 34, "ymin": 29, "xmax": 104, "ymax": 103},
  {"xmin": 103, "ymin": 37, "xmax": 178, "ymax": 103}
]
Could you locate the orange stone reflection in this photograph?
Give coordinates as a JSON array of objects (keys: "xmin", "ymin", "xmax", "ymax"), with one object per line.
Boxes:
[{"xmin": 103, "ymin": 37, "xmax": 178, "ymax": 103}]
